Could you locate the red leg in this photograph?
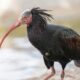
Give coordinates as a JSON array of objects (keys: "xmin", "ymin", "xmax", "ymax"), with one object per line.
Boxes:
[
  {"xmin": 44, "ymin": 67, "xmax": 55, "ymax": 80},
  {"xmin": 61, "ymin": 70, "xmax": 65, "ymax": 80}
]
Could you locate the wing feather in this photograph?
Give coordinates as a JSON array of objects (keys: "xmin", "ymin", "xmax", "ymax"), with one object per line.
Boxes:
[{"xmin": 60, "ymin": 29, "xmax": 80, "ymax": 49}]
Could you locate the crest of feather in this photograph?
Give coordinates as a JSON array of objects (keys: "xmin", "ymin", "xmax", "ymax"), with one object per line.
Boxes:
[
  {"xmin": 31, "ymin": 7, "xmax": 53, "ymax": 21},
  {"xmin": 29, "ymin": 7, "xmax": 54, "ymax": 29}
]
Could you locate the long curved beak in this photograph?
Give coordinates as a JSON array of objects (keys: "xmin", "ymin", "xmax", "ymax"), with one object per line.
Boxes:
[{"xmin": 0, "ymin": 19, "xmax": 22, "ymax": 48}]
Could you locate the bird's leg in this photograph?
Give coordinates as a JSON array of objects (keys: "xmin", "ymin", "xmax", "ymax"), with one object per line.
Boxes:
[
  {"xmin": 60, "ymin": 59, "xmax": 70, "ymax": 80},
  {"xmin": 44, "ymin": 67, "xmax": 55, "ymax": 80},
  {"xmin": 61, "ymin": 70, "xmax": 65, "ymax": 80}
]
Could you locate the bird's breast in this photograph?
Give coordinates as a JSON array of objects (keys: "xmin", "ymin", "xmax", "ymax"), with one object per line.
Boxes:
[{"xmin": 28, "ymin": 30, "xmax": 54, "ymax": 53}]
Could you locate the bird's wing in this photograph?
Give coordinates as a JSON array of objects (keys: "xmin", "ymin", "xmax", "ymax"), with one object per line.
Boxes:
[{"xmin": 60, "ymin": 28, "xmax": 80, "ymax": 49}]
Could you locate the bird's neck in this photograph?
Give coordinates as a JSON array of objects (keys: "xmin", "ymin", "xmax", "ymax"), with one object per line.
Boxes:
[
  {"xmin": 27, "ymin": 23, "xmax": 44, "ymax": 34},
  {"xmin": 28, "ymin": 14, "xmax": 47, "ymax": 30},
  {"xmin": 27, "ymin": 14, "xmax": 48, "ymax": 35}
]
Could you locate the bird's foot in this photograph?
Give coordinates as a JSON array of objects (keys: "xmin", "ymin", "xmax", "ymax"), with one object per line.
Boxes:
[
  {"xmin": 42, "ymin": 67, "xmax": 55, "ymax": 80},
  {"xmin": 43, "ymin": 72, "xmax": 54, "ymax": 80}
]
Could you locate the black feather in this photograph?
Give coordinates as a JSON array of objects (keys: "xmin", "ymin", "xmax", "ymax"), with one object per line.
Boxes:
[
  {"xmin": 27, "ymin": 7, "xmax": 80, "ymax": 71},
  {"xmin": 31, "ymin": 7, "xmax": 53, "ymax": 29}
]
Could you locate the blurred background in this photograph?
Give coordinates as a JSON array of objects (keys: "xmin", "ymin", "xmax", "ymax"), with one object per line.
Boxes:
[{"xmin": 0, "ymin": 0, "xmax": 80, "ymax": 80}]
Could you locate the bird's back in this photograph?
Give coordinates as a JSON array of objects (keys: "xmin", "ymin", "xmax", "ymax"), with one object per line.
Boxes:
[{"xmin": 47, "ymin": 24, "xmax": 80, "ymax": 60}]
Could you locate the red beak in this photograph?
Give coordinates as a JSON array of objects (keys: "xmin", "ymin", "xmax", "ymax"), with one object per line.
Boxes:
[{"xmin": 0, "ymin": 20, "xmax": 22, "ymax": 48}]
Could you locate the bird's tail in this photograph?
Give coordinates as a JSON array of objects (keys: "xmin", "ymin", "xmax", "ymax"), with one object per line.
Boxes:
[{"xmin": 74, "ymin": 60, "xmax": 80, "ymax": 67}]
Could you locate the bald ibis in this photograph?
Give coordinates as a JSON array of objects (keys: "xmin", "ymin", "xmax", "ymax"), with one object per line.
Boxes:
[{"xmin": 0, "ymin": 7, "xmax": 80, "ymax": 80}]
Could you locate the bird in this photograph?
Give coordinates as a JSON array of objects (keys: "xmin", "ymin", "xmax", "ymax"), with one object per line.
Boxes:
[{"xmin": 0, "ymin": 7, "xmax": 80, "ymax": 80}]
